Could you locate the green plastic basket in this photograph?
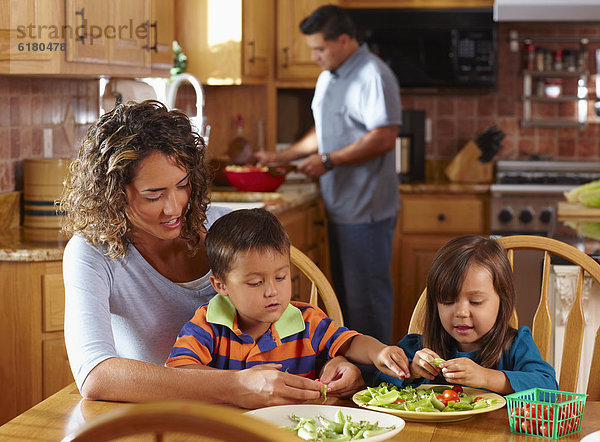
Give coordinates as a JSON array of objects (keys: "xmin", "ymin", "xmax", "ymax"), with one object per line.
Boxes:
[{"xmin": 505, "ymin": 388, "xmax": 587, "ymax": 439}]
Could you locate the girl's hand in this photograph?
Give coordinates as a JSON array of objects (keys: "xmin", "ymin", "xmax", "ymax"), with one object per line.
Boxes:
[
  {"xmin": 374, "ymin": 346, "xmax": 410, "ymax": 380},
  {"xmin": 440, "ymin": 357, "xmax": 487, "ymax": 387},
  {"xmin": 411, "ymin": 348, "xmax": 442, "ymax": 380}
]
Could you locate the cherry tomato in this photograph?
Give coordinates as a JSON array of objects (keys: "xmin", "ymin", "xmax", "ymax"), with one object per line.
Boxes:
[
  {"xmin": 451, "ymin": 384, "xmax": 463, "ymax": 394},
  {"xmin": 539, "ymin": 422, "xmax": 553, "ymax": 437},
  {"xmin": 473, "ymin": 396, "xmax": 483, "ymax": 402},
  {"xmin": 511, "ymin": 407, "xmax": 524, "ymax": 428},
  {"xmin": 392, "ymin": 398, "xmax": 405, "ymax": 404},
  {"xmin": 442, "ymin": 389, "xmax": 460, "ymax": 403},
  {"xmin": 436, "ymin": 394, "xmax": 448, "ymax": 407},
  {"xmin": 521, "ymin": 420, "xmax": 532, "ymax": 434}
]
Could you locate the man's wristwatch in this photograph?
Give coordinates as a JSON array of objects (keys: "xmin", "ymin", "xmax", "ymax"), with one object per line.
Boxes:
[{"xmin": 321, "ymin": 153, "xmax": 334, "ymax": 170}]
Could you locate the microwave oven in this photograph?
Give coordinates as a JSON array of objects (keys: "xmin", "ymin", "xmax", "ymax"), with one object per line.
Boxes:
[{"xmin": 346, "ymin": 8, "xmax": 497, "ymax": 88}]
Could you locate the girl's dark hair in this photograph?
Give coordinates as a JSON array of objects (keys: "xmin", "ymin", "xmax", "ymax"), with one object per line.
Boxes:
[
  {"xmin": 423, "ymin": 235, "xmax": 517, "ymax": 368},
  {"xmin": 205, "ymin": 208, "xmax": 290, "ymax": 280},
  {"xmin": 299, "ymin": 4, "xmax": 357, "ymax": 40},
  {"xmin": 60, "ymin": 100, "xmax": 211, "ymax": 261}
]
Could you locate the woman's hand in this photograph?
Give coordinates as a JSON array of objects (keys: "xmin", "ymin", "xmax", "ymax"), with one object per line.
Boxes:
[
  {"xmin": 234, "ymin": 364, "xmax": 324, "ymax": 408},
  {"xmin": 318, "ymin": 356, "xmax": 365, "ymax": 398},
  {"xmin": 373, "ymin": 346, "xmax": 409, "ymax": 380},
  {"xmin": 410, "ymin": 348, "xmax": 442, "ymax": 380}
]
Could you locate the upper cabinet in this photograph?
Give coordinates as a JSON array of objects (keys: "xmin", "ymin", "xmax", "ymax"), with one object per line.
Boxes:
[
  {"xmin": 0, "ymin": 0, "xmax": 173, "ymax": 76},
  {"xmin": 175, "ymin": 0, "xmax": 273, "ymax": 85},
  {"xmin": 275, "ymin": 0, "xmax": 331, "ymax": 85},
  {"xmin": 150, "ymin": 0, "xmax": 174, "ymax": 74},
  {"xmin": 340, "ymin": 0, "xmax": 493, "ymax": 7}
]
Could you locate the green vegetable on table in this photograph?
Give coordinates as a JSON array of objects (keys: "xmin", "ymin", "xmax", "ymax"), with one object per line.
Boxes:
[
  {"xmin": 358, "ymin": 382, "xmax": 495, "ymax": 413},
  {"xmin": 283, "ymin": 409, "xmax": 395, "ymax": 441}
]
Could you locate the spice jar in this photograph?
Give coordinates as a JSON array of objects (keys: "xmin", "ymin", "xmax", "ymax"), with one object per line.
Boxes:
[
  {"xmin": 524, "ymin": 43, "xmax": 536, "ymax": 70},
  {"xmin": 563, "ymin": 50, "xmax": 576, "ymax": 72},
  {"xmin": 545, "ymin": 79, "xmax": 562, "ymax": 98},
  {"xmin": 535, "ymin": 47, "xmax": 546, "ymax": 71},
  {"xmin": 553, "ymin": 50, "xmax": 563, "ymax": 71}
]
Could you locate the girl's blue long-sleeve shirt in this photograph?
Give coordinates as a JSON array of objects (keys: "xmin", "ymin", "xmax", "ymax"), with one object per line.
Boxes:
[{"xmin": 375, "ymin": 326, "xmax": 558, "ymax": 393}]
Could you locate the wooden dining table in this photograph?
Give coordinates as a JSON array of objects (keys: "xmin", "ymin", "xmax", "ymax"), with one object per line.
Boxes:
[{"xmin": 1, "ymin": 383, "xmax": 598, "ymax": 441}]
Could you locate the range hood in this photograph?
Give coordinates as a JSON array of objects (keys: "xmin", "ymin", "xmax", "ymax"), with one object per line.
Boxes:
[{"xmin": 494, "ymin": 0, "xmax": 600, "ymax": 21}]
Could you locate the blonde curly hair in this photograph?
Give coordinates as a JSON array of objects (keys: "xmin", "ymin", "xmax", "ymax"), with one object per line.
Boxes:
[{"xmin": 59, "ymin": 100, "xmax": 211, "ymax": 261}]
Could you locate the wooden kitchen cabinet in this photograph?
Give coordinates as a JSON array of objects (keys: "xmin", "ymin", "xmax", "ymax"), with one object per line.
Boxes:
[
  {"xmin": 392, "ymin": 191, "xmax": 489, "ymax": 342},
  {"xmin": 275, "ymin": 0, "xmax": 333, "ymax": 85},
  {"xmin": 277, "ymin": 197, "xmax": 330, "ymax": 303},
  {"xmin": 1, "ymin": 0, "xmax": 173, "ymax": 76},
  {"xmin": 175, "ymin": 0, "xmax": 273, "ymax": 85},
  {"xmin": 0, "ymin": 259, "xmax": 73, "ymax": 426}
]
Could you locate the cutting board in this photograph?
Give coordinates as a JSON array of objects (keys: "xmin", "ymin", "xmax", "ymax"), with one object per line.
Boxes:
[{"xmin": 557, "ymin": 201, "xmax": 600, "ymax": 220}]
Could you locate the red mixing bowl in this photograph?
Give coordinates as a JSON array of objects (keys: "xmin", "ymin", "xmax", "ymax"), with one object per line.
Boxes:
[{"xmin": 225, "ymin": 166, "xmax": 286, "ymax": 192}]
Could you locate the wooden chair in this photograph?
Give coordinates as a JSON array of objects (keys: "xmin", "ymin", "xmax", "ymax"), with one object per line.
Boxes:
[
  {"xmin": 407, "ymin": 235, "xmax": 600, "ymax": 399},
  {"xmin": 291, "ymin": 245, "xmax": 344, "ymax": 326},
  {"xmin": 62, "ymin": 400, "xmax": 300, "ymax": 442}
]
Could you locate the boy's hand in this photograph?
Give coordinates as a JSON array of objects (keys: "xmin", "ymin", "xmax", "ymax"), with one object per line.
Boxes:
[
  {"xmin": 374, "ymin": 346, "xmax": 409, "ymax": 380},
  {"xmin": 411, "ymin": 348, "xmax": 443, "ymax": 380},
  {"xmin": 319, "ymin": 356, "xmax": 365, "ymax": 398}
]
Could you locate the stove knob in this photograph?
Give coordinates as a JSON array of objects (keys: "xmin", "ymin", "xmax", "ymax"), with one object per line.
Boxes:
[
  {"xmin": 518, "ymin": 208, "xmax": 534, "ymax": 224},
  {"xmin": 539, "ymin": 208, "xmax": 553, "ymax": 224},
  {"xmin": 498, "ymin": 208, "xmax": 513, "ymax": 223}
]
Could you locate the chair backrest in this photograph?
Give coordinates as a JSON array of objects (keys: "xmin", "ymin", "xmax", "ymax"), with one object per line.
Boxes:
[
  {"xmin": 407, "ymin": 235, "xmax": 600, "ymax": 399},
  {"xmin": 291, "ymin": 245, "xmax": 344, "ymax": 326},
  {"xmin": 62, "ymin": 400, "xmax": 300, "ymax": 442}
]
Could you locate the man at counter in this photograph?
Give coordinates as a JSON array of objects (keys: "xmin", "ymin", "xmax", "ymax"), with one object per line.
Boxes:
[{"xmin": 255, "ymin": 5, "xmax": 401, "ymax": 346}]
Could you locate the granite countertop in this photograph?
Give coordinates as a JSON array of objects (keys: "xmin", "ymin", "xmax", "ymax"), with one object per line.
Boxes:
[{"xmin": 0, "ymin": 182, "xmax": 321, "ymax": 262}]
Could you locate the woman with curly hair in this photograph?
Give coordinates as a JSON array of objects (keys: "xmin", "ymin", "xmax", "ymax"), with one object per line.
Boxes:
[{"xmin": 60, "ymin": 100, "xmax": 363, "ymax": 407}]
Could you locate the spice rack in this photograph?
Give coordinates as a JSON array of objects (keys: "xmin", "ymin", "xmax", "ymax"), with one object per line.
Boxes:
[{"xmin": 519, "ymin": 36, "xmax": 593, "ymax": 129}]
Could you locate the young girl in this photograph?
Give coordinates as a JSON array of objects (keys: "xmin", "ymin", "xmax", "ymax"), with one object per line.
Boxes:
[{"xmin": 376, "ymin": 234, "xmax": 558, "ymax": 394}]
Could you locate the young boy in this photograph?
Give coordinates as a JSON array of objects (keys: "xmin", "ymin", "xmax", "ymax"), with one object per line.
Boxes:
[{"xmin": 166, "ymin": 208, "xmax": 409, "ymax": 383}]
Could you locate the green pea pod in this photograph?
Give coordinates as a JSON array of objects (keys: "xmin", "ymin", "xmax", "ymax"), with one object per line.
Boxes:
[
  {"xmin": 297, "ymin": 426, "xmax": 317, "ymax": 440},
  {"xmin": 336, "ymin": 409, "xmax": 346, "ymax": 425},
  {"xmin": 473, "ymin": 400, "xmax": 491, "ymax": 409},
  {"xmin": 451, "ymin": 401, "xmax": 474, "ymax": 411},
  {"xmin": 431, "ymin": 386, "xmax": 448, "ymax": 394},
  {"xmin": 363, "ymin": 427, "xmax": 394, "ymax": 438},
  {"xmin": 430, "ymin": 392, "xmax": 446, "ymax": 411},
  {"xmin": 367, "ymin": 390, "xmax": 399, "ymax": 406},
  {"xmin": 319, "ymin": 416, "xmax": 344, "ymax": 433},
  {"xmin": 415, "ymin": 406, "xmax": 441, "ymax": 412},
  {"xmin": 431, "ymin": 357, "xmax": 445, "ymax": 367}
]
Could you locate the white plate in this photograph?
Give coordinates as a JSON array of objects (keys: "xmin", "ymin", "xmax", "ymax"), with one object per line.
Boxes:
[
  {"xmin": 245, "ymin": 404, "xmax": 405, "ymax": 441},
  {"xmin": 353, "ymin": 384, "xmax": 506, "ymax": 423},
  {"xmin": 581, "ymin": 430, "xmax": 600, "ymax": 442}
]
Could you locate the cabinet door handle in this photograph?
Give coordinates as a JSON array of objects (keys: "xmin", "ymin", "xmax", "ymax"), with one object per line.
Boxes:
[
  {"xmin": 141, "ymin": 20, "xmax": 151, "ymax": 51},
  {"xmin": 282, "ymin": 47, "xmax": 289, "ymax": 68},
  {"xmin": 248, "ymin": 40, "xmax": 255, "ymax": 63},
  {"xmin": 150, "ymin": 21, "xmax": 157, "ymax": 52},
  {"xmin": 75, "ymin": 8, "xmax": 85, "ymax": 44},
  {"xmin": 437, "ymin": 213, "xmax": 446, "ymax": 221}
]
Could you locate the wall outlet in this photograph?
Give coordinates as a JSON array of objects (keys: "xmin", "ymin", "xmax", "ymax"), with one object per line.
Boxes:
[{"xmin": 43, "ymin": 128, "xmax": 53, "ymax": 157}]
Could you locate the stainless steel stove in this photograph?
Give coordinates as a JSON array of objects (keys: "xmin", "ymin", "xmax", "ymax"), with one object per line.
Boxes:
[{"xmin": 491, "ymin": 161, "xmax": 600, "ymax": 236}]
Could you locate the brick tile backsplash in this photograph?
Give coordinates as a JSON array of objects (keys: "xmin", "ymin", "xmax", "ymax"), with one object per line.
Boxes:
[{"xmin": 0, "ymin": 77, "xmax": 99, "ymax": 192}]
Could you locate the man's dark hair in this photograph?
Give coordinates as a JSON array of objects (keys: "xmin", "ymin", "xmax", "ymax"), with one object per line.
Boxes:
[
  {"xmin": 299, "ymin": 4, "xmax": 356, "ymax": 40},
  {"xmin": 205, "ymin": 208, "xmax": 290, "ymax": 280}
]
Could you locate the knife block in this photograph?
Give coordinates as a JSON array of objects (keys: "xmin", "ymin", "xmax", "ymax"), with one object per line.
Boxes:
[{"xmin": 444, "ymin": 141, "xmax": 493, "ymax": 184}]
